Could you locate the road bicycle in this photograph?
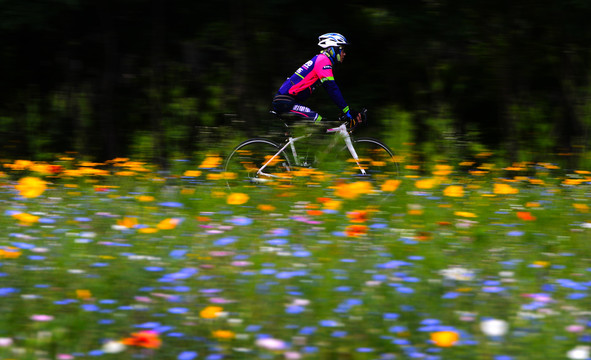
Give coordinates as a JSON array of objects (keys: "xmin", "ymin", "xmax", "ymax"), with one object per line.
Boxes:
[{"xmin": 223, "ymin": 109, "xmax": 400, "ymax": 196}]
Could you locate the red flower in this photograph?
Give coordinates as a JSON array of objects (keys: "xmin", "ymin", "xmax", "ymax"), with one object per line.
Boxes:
[
  {"xmin": 345, "ymin": 224, "xmax": 368, "ymax": 237},
  {"xmin": 517, "ymin": 211, "xmax": 536, "ymax": 221},
  {"xmin": 121, "ymin": 330, "xmax": 161, "ymax": 349}
]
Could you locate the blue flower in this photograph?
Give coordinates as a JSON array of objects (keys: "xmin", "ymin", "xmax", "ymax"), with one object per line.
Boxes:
[
  {"xmin": 214, "ymin": 237, "xmax": 237, "ymax": 246},
  {"xmin": 178, "ymin": 351, "xmax": 198, "ymax": 360},
  {"xmin": 158, "ymin": 202, "xmax": 184, "ymax": 208}
]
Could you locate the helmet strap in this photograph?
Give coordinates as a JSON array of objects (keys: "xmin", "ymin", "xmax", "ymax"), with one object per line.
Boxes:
[{"xmin": 321, "ymin": 47, "xmax": 339, "ymax": 64}]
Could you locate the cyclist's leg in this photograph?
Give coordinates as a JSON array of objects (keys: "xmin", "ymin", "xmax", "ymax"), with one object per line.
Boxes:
[
  {"xmin": 271, "ymin": 95, "xmax": 323, "ymax": 123},
  {"xmin": 289, "ymin": 104, "xmax": 322, "ymax": 123}
]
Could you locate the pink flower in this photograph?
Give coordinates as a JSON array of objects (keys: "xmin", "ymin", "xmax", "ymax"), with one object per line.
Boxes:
[
  {"xmin": 30, "ymin": 314, "xmax": 54, "ymax": 322},
  {"xmin": 566, "ymin": 325, "xmax": 585, "ymax": 333},
  {"xmin": 256, "ymin": 337, "xmax": 288, "ymax": 351}
]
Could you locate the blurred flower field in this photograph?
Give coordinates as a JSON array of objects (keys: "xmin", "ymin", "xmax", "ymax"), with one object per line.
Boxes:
[{"xmin": 0, "ymin": 155, "xmax": 590, "ymax": 360}]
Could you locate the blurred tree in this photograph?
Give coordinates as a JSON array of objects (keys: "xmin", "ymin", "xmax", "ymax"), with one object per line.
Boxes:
[{"xmin": 1, "ymin": 0, "xmax": 591, "ymax": 166}]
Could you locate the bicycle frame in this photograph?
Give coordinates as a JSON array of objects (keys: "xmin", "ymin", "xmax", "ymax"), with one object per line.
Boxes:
[{"xmin": 255, "ymin": 123, "xmax": 366, "ymax": 182}]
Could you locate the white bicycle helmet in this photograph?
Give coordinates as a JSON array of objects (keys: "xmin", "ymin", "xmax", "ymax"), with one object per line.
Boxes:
[{"xmin": 318, "ymin": 33, "xmax": 349, "ymax": 48}]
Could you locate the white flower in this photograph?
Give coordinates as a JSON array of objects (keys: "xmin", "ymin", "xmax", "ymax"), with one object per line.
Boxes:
[
  {"xmin": 568, "ymin": 345, "xmax": 590, "ymax": 360},
  {"xmin": 480, "ymin": 318, "xmax": 509, "ymax": 337},
  {"xmin": 256, "ymin": 337, "xmax": 288, "ymax": 351},
  {"xmin": 440, "ymin": 267, "xmax": 475, "ymax": 281},
  {"xmin": 102, "ymin": 340, "xmax": 126, "ymax": 354}
]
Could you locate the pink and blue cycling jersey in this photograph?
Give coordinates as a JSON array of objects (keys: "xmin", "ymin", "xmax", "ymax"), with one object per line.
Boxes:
[{"xmin": 276, "ymin": 53, "xmax": 350, "ymax": 115}]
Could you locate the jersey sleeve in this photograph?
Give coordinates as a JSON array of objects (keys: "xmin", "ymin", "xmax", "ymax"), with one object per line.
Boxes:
[{"xmin": 315, "ymin": 55, "xmax": 349, "ymax": 113}]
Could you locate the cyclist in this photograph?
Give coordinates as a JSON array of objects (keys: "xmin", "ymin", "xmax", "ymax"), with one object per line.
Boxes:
[{"xmin": 272, "ymin": 32, "xmax": 362, "ymax": 129}]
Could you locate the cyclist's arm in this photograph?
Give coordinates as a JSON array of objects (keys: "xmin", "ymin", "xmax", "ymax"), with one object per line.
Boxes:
[{"xmin": 316, "ymin": 56, "xmax": 350, "ymax": 116}]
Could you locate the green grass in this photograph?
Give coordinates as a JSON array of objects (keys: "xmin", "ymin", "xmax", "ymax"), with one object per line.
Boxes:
[{"xmin": 0, "ymin": 156, "xmax": 590, "ymax": 360}]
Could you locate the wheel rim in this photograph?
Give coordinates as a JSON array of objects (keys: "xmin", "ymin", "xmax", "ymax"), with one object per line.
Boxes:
[{"xmin": 224, "ymin": 139, "xmax": 292, "ymax": 189}]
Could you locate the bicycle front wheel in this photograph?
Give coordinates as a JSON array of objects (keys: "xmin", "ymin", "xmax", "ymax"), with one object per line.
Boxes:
[
  {"xmin": 338, "ymin": 137, "xmax": 400, "ymax": 192},
  {"xmin": 224, "ymin": 138, "xmax": 292, "ymax": 189}
]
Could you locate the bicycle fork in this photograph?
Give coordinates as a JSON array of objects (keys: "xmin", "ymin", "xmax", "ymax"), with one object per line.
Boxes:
[{"xmin": 327, "ymin": 124, "xmax": 367, "ymax": 176}]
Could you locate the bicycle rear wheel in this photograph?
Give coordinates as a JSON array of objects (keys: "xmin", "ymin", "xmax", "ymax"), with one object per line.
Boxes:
[
  {"xmin": 224, "ymin": 138, "xmax": 292, "ymax": 189},
  {"xmin": 337, "ymin": 137, "xmax": 400, "ymax": 194}
]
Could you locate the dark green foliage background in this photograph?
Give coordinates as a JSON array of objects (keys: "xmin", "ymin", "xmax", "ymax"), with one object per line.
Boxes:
[{"xmin": 1, "ymin": 0, "xmax": 591, "ymax": 167}]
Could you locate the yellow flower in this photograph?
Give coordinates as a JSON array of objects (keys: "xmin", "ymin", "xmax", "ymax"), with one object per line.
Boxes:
[
  {"xmin": 7, "ymin": 160, "xmax": 34, "ymax": 170},
  {"xmin": 323, "ymin": 199, "xmax": 342, "ymax": 211},
  {"xmin": 494, "ymin": 183, "xmax": 519, "ymax": 195},
  {"xmin": 430, "ymin": 331, "xmax": 459, "ymax": 347},
  {"xmin": 184, "ymin": 170, "xmax": 202, "ymax": 177},
  {"xmin": 76, "ymin": 289, "xmax": 92, "ymax": 299},
  {"xmin": 138, "ymin": 227, "xmax": 158, "ymax": 234},
  {"xmin": 137, "ymin": 195, "xmax": 155, "ymax": 202},
  {"xmin": 381, "ymin": 179, "xmax": 401, "ymax": 192},
  {"xmin": 454, "ymin": 211, "xmax": 477, "ymax": 218},
  {"xmin": 334, "ymin": 181, "xmax": 373, "ymax": 200},
  {"xmin": 443, "ymin": 185, "xmax": 464, "ymax": 197},
  {"xmin": 227, "ymin": 193, "xmax": 249, "ymax": 205},
  {"xmin": 432, "ymin": 164, "xmax": 453, "ymax": 176},
  {"xmin": 199, "ymin": 155, "xmax": 223, "ymax": 169},
  {"xmin": 212, "ymin": 330, "xmax": 235, "ymax": 340},
  {"xmin": 0, "ymin": 248, "xmax": 22, "ymax": 259},
  {"xmin": 15, "ymin": 177, "xmax": 47, "ymax": 198},
  {"xmin": 12, "ymin": 212, "xmax": 40, "ymax": 224},
  {"xmin": 200, "ymin": 306, "xmax": 223, "ymax": 319},
  {"xmin": 415, "ymin": 178, "xmax": 438, "ymax": 189},
  {"xmin": 573, "ymin": 203, "xmax": 589, "ymax": 213}
]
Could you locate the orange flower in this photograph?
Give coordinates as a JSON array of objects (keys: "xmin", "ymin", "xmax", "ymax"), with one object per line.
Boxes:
[
  {"xmin": 347, "ymin": 210, "xmax": 370, "ymax": 223},
  {"xmin": 516, "ymin": 211, "xmax": 536, "ymax": 221},
  {"xmin": 157, "ymin": 218, "xmax": 181, "ymax": 230},
  {"xmin": 212, "ymin": 330, "xmax": 235, "ymax": 340},
  {"xmin": 117, "ymin": 217, "xmax": 138, "ymax": 229},
  {"xmin": 334, "ymin": 181, "xmax": 373, "ymax": 200},
  {"xmin": 345, "ymin": 224, "xmax": 368, "ymax": 237},
  {"xmin": 381, "ymin": 179, "xmax": 401, "ymax": 192},
  {"xmin": 121, "ymin": 330, "xmax": 162, "ymax": 349},
  {"xmin": 200, "ymin": 306, "xmax": 223, "ymax": 319},
  {"xmin": 257, "ymin": 204, "xmax": 276, "ymax": 211},
  {"xmin": 430, "ymin": 331, "xmax": 459, "ymax": 347}
]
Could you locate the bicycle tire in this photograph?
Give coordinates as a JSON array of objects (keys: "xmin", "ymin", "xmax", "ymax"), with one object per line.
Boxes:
[
  {"xmin": 336, "ymin": 137, "xmax": 400, "ymax": 195},
  {"xmin": 224, "ymin": 138, "xmax": 292, "ymax": 189}
]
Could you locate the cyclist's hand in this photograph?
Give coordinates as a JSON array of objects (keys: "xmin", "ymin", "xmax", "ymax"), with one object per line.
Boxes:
[{"xmin": 346, "ymin": 109, "xmax": 363, "ymax": 131}]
